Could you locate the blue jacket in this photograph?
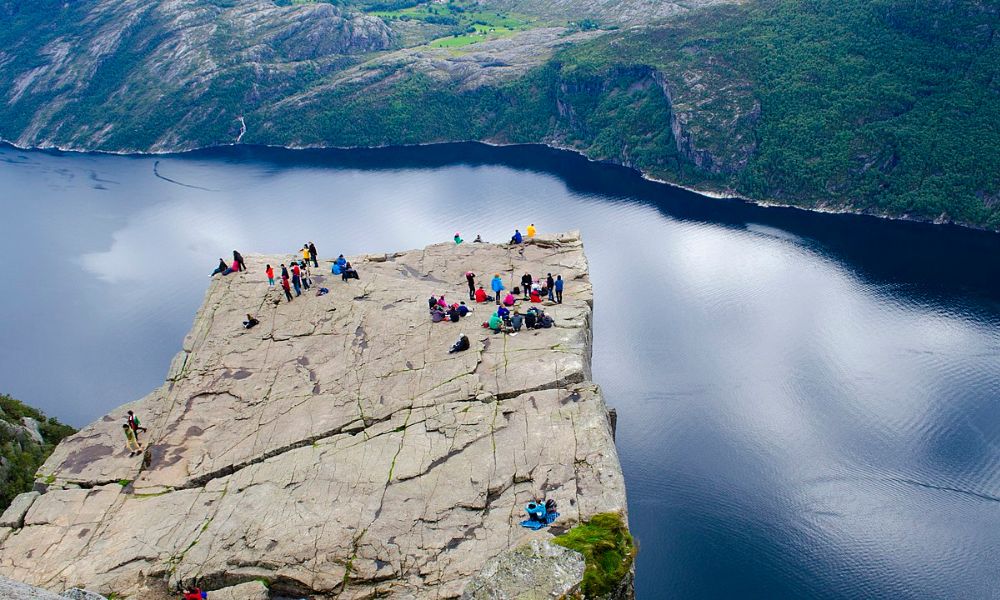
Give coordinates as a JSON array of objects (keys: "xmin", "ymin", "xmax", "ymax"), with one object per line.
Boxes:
[
  {"xmin": 555, "ymin": 279, "xmax": 564, "ymax": 291},
  {"xmin": 513, "ymin": 231, "xmax": 523, "ymax": 243},
  {"xmin": 491, "ymin": 277, "xmax": 504, "ymax": 293}
]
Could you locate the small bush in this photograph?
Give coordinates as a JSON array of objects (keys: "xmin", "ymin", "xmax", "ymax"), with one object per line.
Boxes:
[{"xmin": 553, "ymin": 512, "xmax": 636, "ymax": 597}]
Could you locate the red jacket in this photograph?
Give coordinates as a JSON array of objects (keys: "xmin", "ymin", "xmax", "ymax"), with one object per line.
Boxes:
[
  {"xmin": 281, "ymin": 276, "xmax": 290, "ymax": 291},
  {"xmin": 183, "ymin": 589, "xmax": 203, "ymax": 600},
  {"xmin": 474, "ymin": 288, "xmax": 487, "ymax": 303},
  {"xmin": 266, "ymin": 267, "xmax": 274, "ymax": 279}
]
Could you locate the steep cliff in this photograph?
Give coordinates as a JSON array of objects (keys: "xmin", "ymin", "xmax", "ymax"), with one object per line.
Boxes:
[{"xmin": 0, "ymin": 233, "xmax": 630, "ymax": 599}]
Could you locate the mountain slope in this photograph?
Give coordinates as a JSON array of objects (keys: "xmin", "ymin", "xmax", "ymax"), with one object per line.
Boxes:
[{"xmin": 1, "ymin": 0, "xmax": 997, "ymax": 229}]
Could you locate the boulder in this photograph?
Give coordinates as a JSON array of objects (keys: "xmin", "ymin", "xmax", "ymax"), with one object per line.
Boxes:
[
  {"xmin": 0, "ymin": 491, "xmax": 39, "ymax": 528},
  {"xmin": 209, "ymin": 581, "xmax": 269, "ymax": 600}
]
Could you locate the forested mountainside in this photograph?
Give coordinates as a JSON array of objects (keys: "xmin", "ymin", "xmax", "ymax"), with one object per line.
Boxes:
[
  {"xmin": 0, "ymin": 394, "xmax": 75, "ymax": 511},
  {"xmin": 1, "ymin": 0, "xmax": 997, "ymax": 229}
]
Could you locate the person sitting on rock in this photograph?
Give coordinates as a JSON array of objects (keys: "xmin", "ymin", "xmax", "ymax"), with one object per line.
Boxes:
[
  {"xmin": 511, "ymin": 310, "xmax": 524, "ymax": 332},
  {"xmin": 458, "ymin": 301, "xmax": 471, "ymax": 316},
  {"xmin": 430, "ymin": 306, "xmax": 446, "ymax": 323},
  {"xmin": 474, "ymin": 285, "xmax": 488, "ymax": 303},
  {"xmin": 428, "ymin": 295, "xmax": 439, "ymax": 311},
  {"xmin": 243, "ymin": 314, "xmax": 259, "ymax": 329},
  {"xmin": 497, "ymin": 305, "xmax": 510, "ymax": 320},
  {"xmin": 447, "ymin": 304, "xmax": 461, "ymax": 322},
  {"xmin": 510, "ymin": 229, "xmax": 523, "ymax": 244},
  {"xmin": 524, "ymin": 309, "xmax": 537, "ymax": 329},
  {"xmin": 503, "ymin": 292, "xmax": 516, "ymax": 307},
  {"xmin": 454, "ymin": 232, "xmax": 463, "ymax": 244},
  {"xmin": 210, "ymin": 258, "xmax": 228, "ymax": 277},
  {"xmin": 473, "ymin": 234, "xmax": 483, "ymax": 243},
  {"xmin": 449, "ymin": 334, "xmax": 470, "ymax": 354},
  {"xmin": 530, "ymin": 287, "xmax": 542, "ymax": 303},
  {"xmin": 488, "ymin": 312, "xmax": 503, "ymax": 333},
  {"xmin": 437, "ymin": 295, "xmax": 448, "ymax": 308},
  {"xmin": 342, "ymin": 262, "xmax": 359, "ymax": 281},
  {"xmin": 182, "ymin": 587, "xmax": 206, "ymax": 600}
]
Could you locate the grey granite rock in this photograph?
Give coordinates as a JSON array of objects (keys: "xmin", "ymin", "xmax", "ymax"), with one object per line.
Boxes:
[
  {"xmin": 0, "ymin": 233, "xmax": 628, "ymax": 599},
  {"xmin": 0, "ymin": 492, "xmax": 39, "ymax": 529},
  {"xmin": 460, "ymin": 539, "xmax": 585, "ymax": 599}
]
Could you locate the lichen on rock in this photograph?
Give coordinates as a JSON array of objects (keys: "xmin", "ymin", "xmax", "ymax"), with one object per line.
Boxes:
[{"xmin": 0, "ymin": 232, "xmax": 629, "ymax": 599}]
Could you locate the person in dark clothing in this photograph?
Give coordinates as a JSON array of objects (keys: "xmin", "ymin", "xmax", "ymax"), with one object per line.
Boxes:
[
  {"xmin": 243, "ymin": 314, "xmax": 259, "ymax": 329},
  {"xmin": 309, "ymin": 242, "xmax": 319, "ymax": 268},
  {"xmin": 449, "ymin": 334, "xmax": 470, "ymax": 354},
  {"xmin": 281, "ymin": 275, "xmax": 293, "ymax": 302},
  {"xmin": 280, "ymin": 264, "xmax": 289, "ymax": 279},
  {"xmin": 555, "ymin": 275, "xmax": 564, "ymax": 303},
  {"xmin": 429, "ymin": 295, "xmax": 438, "ymax": 311},
  {"xmin": 520, "ymin": 273, "xmax": 532, "ymax": 299},
  {"xmin": 524, "ymin": 310, "xmax": 537, "ymax": 329},
  {"xmin": 210, "ymin": 258, "xmax": 228, "ymax": 277},
  {"xmin": 511, "ymin": 311, "xmax": 524, "ymax": 332},
  {"xmin": 342, "ymin": 262, "xmax": 359, "ymax": 281},
  {"xmin": 447, "ymin": 305, "xmax": 461, "ymax": 322},
  {"xmin": 466, "ymin": 272, "xmax": 476, "ymax": 300},
  {"xmin": 233, "ymin": 250, "xmax": 247, "ymax": 272},
  {"xmin": 546, "ymin": 273, "xmax": 555, "ymax": 302},
  {"xmin": 458, "ymin": 301, "xmax": 471, "ymax": 316},
  {"xmin": 291, "ymin": 264, "xmax": 302, "ymax": 296}
]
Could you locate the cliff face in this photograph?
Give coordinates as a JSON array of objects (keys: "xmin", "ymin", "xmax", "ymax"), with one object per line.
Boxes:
[{"xmin": 0, "ymin": 233, "xmax": 629, "ymax": 599}]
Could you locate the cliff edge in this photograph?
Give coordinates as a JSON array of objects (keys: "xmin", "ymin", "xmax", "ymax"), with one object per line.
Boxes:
[{"xmin": 0, "ymin": 232, "xmax": 629, "ymax": 599}]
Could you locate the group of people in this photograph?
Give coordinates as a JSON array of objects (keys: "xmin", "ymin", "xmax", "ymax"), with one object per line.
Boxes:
[
  {"xmin": 466, "ymin": 271, "xmax": 565, "ymax": 307},
  {"xmin": 267, "ymin": 260, "xmax": 314, "ymax": 302},
  {"xmin": 428, "ymin": 295, "xmax": 473, "ymax": 323},
  {"xmin": 209, "ymin": 250, "xmax": 247, "ymax": 277},
  {"xmin": 331, "ymin": 254, "xmax": 360, "ymax": 281}
]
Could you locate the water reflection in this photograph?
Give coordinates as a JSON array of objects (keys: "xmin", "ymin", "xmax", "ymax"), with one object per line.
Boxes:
[{"xmin": 0, "ymin": 142, "xmax": 998, "ymax": 599}]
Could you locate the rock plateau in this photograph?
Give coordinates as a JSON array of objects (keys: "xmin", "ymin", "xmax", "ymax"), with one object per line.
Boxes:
[{"xmin": 0, "ymin": 232, "xmax": 629, "ymax": 599}]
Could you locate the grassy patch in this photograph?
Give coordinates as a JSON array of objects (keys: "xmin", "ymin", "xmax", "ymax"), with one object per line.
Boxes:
[
  {"xmin": 553, "ymin": 512, "xmax": 635, "ymax": 597},
  {"xmin": 368, "ymin": 0, "xmax": 535, "ymax": 48}
]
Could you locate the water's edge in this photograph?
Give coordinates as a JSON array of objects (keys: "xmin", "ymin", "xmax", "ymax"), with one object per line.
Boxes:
[{"xmin": 4, "ymin": 137, "xmax": 995, "ymax": 234}]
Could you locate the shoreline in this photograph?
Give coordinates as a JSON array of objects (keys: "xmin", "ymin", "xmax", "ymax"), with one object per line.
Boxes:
[{"xmin": 2, "ymin": 136, "xmax": 996, "ymax": 234}]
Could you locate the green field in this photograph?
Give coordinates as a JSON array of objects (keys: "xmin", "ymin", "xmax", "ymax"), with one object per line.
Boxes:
[{"xmin": 368, "ymin": 0, "xmax": 535, "ymax": 48}]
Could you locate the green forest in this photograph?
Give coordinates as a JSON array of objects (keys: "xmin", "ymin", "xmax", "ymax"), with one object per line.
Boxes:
[{"xmin": 0, "ymin": 394, "xmax": 76, "ymax": 511}]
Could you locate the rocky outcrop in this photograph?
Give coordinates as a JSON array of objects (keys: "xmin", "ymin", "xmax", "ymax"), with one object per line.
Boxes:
[
  {"xmin": 0, "ymin": 576, "xmax": 107, "ymax": 600},
  {"xmin": 461, "ymin": 539, "xmax": 585, "ymax": 599},
  {"xmin": 0, "ymin": 233, "xmax": 629, "ymax": 599}
]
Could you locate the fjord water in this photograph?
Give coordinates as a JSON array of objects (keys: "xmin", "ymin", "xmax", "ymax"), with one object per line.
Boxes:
[{"xmin": 1, "ymin": 142, "xmax": 999, "ymax": 598}]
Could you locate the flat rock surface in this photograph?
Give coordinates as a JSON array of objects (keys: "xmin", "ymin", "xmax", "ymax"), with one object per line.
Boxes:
[{"xmin": 0, "ymin": 233, "xmax": 627, "ymax": 599}]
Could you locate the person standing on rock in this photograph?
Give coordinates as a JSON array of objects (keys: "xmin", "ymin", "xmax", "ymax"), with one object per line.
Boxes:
[
  {"xmin": 546, "ymin": 273, "xmax": 555, "ymax": 302},
  {"xmin": 302, "ymin": 244, "xmax": 311, "ymax": 265},
  {"xmin": 491, "ymin": 273, "xmax": 504, "ymax": 305},
  {"xmin": 527, "ymin": 223, "xmax": 536, "ymax": 238},
  {"xmin": 466, "ymin": 271, "xmax": 476, "ymax": 300},
  {"xmin": 280, "ymin": 263, "xmax": 289, "ymax": 280},
  {"xmin": 123, "ymin": 423, "xmax": 143, "ymax": 457},
  {"xmin": 233, "ymin": 250, "xmax": 247, "ymax": 272},
  {"xmin": 520, "ymin": 272, "xmax": 532, "ymax": 299},
  {"xmin": 126, "ymin": 410, "xmax": 147, "ymax": 441},
  {"xmin": 280, "ymin": 273, "xmax": 293, "ymax": 302},
  {"xmin": 555, "ymin": 275, "xmax": 564, "ymax": 304},
  {"xmin": 291, "ymin": 263, "xmax": 302, "ymax": 297},
  {"xmin": 265, "ymin": 264, "xmax": 275, "ymax": 287},
  {"xmin": 309, "ymin": 241, "xmax": 319, "ymax": 268}
]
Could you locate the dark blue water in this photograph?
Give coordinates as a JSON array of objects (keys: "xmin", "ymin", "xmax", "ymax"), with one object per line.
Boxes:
[{"xmin": 1, "ymin": 142, "xmax": 999, "ymax": 598}]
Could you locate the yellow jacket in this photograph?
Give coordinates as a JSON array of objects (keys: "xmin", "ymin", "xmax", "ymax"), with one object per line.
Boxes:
[{"xmin": 526, "ymin": 225, "xmax": 536, "ymax": 238}]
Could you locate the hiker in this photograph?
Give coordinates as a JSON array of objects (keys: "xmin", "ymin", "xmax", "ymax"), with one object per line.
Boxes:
[
  {"xmin": 428, "ymin": 295, "xmax": 439, "ymax": 311},
  {"xmin": 265, "ymin": 264, "xmax": 274, "ymax": 287},
  {"xmin": 430, "ymin": 306, "xmax": 446, "ymax": 323},
  {"xmin": 530, "ymin": 287, "xmax": 542, "ymax": 303},
  {"xmin": 520, "ymin": 273, "xmax": 532, "ymax": 299},
  {"xmin": 555, "ymin": 275, "xmax": 564, "ymax": 303},
  {"xmin": 291, "ymin": 263, "xmax": 302, "ymax": 296},
  {"xmin": 302, "ymin": 244, "xmax": 310, "ymax": 265},
  {"xmin": 126, "ymin": 410, "xmax": 147, "ymax": 441},
  {"xmin": 510, "ymin": 230, "xmax": 523, "ymax": 244},
  {"xmin": 527, "ymin": 223, "xmax": 536, "ymax": 238},
  {"xmin": 309, "ymin": 241, "xmax": 319, "ymax": 268},
  {"xmin": 546, "ymin": 273, "xmax": 555, "ymax": 302},
  {"xmin": 449, "ymin": 334, "xmax": 470, "ymax": 354},
  {"xmin": 458, "ymin": 301, "xmax": 471, "ymax": 316},
  {"xmin": 300, "ymin": 262, "xmax": 311, "ymax": 290},
  {"xmin": 511, "ymin": 310, "xmax": 524, "ymax": 332},
  {"xmin": 488, "ymin": 312, "xmax": 503, "ymax": 333},
  {"xmin": 123, "ymin": 423, "xmax": 142, "ymax": 456},
  {"xmin": 474, "ymin": 286, "xmax": 488, "ymax": 303},
  {"xmin": 182, "ymin": 587, "xmax": 206, "ymax": 600},
  {"xmin": 473, "ymin": 234, "xmax": 483, "ymax": 243},
  {"xmin": 447, "ymin": 304, "xmax": 461, "ymax": 322},
  {"xmin": 466, "ymin": 272, "xmax": 476, "ymax": 300},
  {"xmin": 210, "ymin": 258, "xmax": 228, "ymax": 277},
  {"xmin": 490, "ymin": 274, "xmax": 504, "ymax": 305},
  {"xmin": 503, "ymin": 292, "xmax": 516, "ymax": 307},
  {"xmin": 454, "ymin": 232, "xmax": 463, "ymax": 244},
  {"xmin": 497, "ymin": 305, "xmax": 510, "ymax": 320},
  {"xmin": 524, "ymin": 309, "xmax": 537, "ymax": 329},
  {"xmin": 336, "ymin": 255, "xmax": 347, "ymax": 269},
  {"xmin": 280, "ymin": 263, "xmax": 289, "ymax": 280},
  {"xmin": 342, "ymin": 262, "xmax": 359, "ymax": 281},
  {"xmin": 233, "ymin": 250, "xmax": 246, "ymax": 272},
  {"xmin": 243, "ymin": 314, "xmax": 259, "ymax": 329},
  {"xmin": 437, "ymin": 295, "xmax": 448, "ymax": 308},
  {"xmin": 281, "ymin": 275, "xmax": 293, "ymax": 302}
]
